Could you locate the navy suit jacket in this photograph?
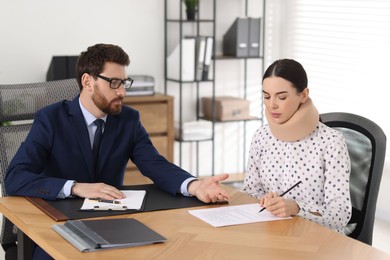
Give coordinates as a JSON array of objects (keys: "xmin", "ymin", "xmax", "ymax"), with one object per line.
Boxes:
[{"xmin": 5, "ymin": 96, "xmax": 193, "ymax": 200}]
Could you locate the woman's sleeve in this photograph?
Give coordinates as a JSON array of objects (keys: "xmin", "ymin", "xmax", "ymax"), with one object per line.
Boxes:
[
  {"xmin": 242, "ymin": 130, "xmax": 265, "ymax": 198},
  {"xmin": 296, "ymin": 133, "xmax": 352, "ymax": 233}
]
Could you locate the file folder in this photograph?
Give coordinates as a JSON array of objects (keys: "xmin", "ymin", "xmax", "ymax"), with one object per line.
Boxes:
[
  {"xmin": 52, "ymin": 218, "xmax": 166, "ymax": 252},
  {"xmin": 195, "ymin": 36, "xmax": 206, "ymax": 81},
  {"xmin": 248, "ymin": 18, "xmax": 261, "ymax": 57},
  {"xmin": 167, "ymin": 37, "xmax": 196, "ymax": 81},
  {"xmin": 223, "ymin": 17, "xmax": 261, "ymax": 57},
  {"xmin": 202, "ymin": 36, "xmax": 214, "ymax": 80},
  {"xmin": 223, "ymin": 18, "xmax": 249, "ymax": 57}
]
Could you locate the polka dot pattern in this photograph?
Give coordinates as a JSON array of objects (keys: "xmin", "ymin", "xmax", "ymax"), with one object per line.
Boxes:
[{"xmin": 242, "ymin": 122, "xmax": 352, "ymax": 233}]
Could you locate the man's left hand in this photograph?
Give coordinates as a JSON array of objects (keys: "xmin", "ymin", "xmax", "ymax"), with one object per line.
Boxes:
[{"xmin": 188, "ymin": 174, "xmax": 231, "ymax": 203}]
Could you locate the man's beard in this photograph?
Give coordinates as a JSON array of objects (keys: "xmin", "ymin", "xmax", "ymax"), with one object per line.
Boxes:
[{"xmin": 92, "ymin": 84, "xmax": 123, "ymax": 115}]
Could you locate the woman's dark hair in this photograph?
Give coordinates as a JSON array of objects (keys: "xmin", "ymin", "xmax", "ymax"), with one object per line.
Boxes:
[
  {"xmin": 262, "ymin": 59, "xmax": 307, "ymax": 93},
  {"xmin": 75, "ymin": 43, "xmax": 130, "ymax": 91}
]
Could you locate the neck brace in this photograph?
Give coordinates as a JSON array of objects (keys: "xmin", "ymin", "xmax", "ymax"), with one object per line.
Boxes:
[{"xmin": 266, "ymin": 98, "xmax": 319, "ymax": 142}]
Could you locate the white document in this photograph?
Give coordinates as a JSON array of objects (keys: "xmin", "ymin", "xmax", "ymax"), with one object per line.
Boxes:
[
  {"xmin": 80, "ymin": 190, "xmax": 146, "ymax": 211},
  {"xmin": 188, "ymin": 203, "xmax": 291, "ymax": 227}
]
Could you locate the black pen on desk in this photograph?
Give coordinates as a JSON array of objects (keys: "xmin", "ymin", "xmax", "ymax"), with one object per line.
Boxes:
[
  {"xmin": 258, "ymin": 180, "xmax": 302, "ymax": 213},
  {"xmin": 89, "ymin": 198, "xmax": 121, "ymax": 204}
]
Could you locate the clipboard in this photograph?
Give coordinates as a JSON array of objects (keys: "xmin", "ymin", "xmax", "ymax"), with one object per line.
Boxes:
[{"xmin": 80, "ymin": 190, "xmax": 147, "ymax": 211}]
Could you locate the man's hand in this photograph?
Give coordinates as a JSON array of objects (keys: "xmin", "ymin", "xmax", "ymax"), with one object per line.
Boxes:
[
  {"xmin": 71, "ymin": 182, "xmax": 126, "ymax": 200},
  {"xmin": 188, "ymin": 174, "xmax": 231, "ymax": 203},
  {"xmin": 259, "ymin": 192, "xmax": 299, "ymax": 217}
]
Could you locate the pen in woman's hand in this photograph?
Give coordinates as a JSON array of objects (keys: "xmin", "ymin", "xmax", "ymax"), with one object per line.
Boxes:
[{"xmin": 258, "ymin": 180, "xmax": 302, "ymax": 213}]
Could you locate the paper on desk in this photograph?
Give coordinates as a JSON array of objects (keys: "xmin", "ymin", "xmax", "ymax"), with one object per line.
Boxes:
[
  {"xmin": 188, "ymin": 203, "xmax": 291, "ymax": 227},
  {"xmin": 80, "ymin": 190, "xmax": 146, "ymax": 211}
]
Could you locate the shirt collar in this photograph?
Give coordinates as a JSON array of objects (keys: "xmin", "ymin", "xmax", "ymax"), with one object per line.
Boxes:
[{"xmin": 78, "ymin": 98, "xmax": 107, "ymax": 126}]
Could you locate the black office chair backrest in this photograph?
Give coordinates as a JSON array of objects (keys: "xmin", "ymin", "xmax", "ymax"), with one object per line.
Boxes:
[
  {"xmin": 320, "ymin": 112, "xmax": 386, "ymax": 245},
  {"xmin": 0, "ymin": 78, "xmax": 79, "ymax": 251}
]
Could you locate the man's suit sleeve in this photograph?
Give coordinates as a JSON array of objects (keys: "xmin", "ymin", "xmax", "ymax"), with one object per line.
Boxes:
[{"xmin": 128, "ymin": 117, "xmax": 195, "ymax": 196}]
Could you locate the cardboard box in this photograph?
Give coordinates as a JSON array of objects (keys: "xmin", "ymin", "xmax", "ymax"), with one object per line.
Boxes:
[{"xmin": 202, "ymin": 96, "xmax": 251, "ymax": 121}]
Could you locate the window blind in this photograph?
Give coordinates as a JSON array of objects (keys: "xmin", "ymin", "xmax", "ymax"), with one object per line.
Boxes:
[{"xmin": 266, "ymin": 0, "xmax": 390, "ymax": 155}]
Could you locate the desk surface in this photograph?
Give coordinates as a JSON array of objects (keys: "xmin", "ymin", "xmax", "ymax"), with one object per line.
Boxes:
[{"xmin": 1, "ymin": 186, "xmax": 389, "ymax": 260}]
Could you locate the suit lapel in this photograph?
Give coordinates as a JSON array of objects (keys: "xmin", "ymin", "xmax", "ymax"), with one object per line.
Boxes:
[{"xmin": 68, "ymin": 97, "xmax": 95, "ymax": 179}]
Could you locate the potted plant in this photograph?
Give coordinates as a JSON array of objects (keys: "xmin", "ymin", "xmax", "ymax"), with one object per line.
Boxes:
[{"xmin": 183, "ymin": 0, "xmax": 198, "ymax": 20}]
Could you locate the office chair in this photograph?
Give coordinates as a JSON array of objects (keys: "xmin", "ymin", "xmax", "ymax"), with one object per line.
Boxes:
[
  {"xmin": 320, "ymin": 112, "xmax": 386, "ymax": 245},
  {"xmin": 0, "ymin": 78, "xmax": 79, "ymax": 259}
]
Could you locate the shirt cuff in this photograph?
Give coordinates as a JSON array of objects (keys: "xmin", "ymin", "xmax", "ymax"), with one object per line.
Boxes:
[
  {"xmin": 296, "ymin": 200, "xmax": 305, "ymax": 217},
  {"xmin": 180, "ymin": 177, "xmax": 197, "ymax": 197},
  {"xmin": 57, "ymin": 180, "xmax": 76, "ymax": 199}
]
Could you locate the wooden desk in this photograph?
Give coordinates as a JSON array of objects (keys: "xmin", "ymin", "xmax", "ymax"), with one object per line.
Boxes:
[{"xmin": 0, "ymin": 187, "xmax": 389, "ymax": 260}]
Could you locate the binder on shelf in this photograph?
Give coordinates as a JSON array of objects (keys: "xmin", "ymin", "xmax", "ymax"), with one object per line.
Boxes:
[
  {"xmin": 223, "ymin": 18, "xmax": 249, "ymax": 57},
  {"xmin": 223, "ymin": 17, "xmax": 261, "ymax": 57},
  {"xmin": 52, "ymin": 218, "xmax": 166, "ymax": 252},
  {"xmin": 202, "ymin": 36, "xmax": 214, "ymax": 80},
  {"xmin": 195, "ymin": 36, "xmax": 206, "ymax": 81},
  {"xmin": 248, "ymin": 18, "xmax": 261, "ymax": 57},
  {"xmin": 167, "ymin": 37, "xmax": 196, "ymax": 81}
]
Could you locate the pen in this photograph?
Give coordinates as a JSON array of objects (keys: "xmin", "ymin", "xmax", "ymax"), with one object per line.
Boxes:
[
  {"xmin": 258, "ymin": 180, "xmax": 302, "ymax": 213},
  {"xmin": 89, "ymin": 198, "xmax": 121, "ymax": 204}
]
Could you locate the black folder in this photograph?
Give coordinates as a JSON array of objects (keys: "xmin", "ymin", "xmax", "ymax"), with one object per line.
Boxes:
[
  {"xmin": 223, "ymin": 18, "xmax": 249, "ymax": 57},
  {"xmin": 27, "ymin": 184, "xmax": 207, "ymax": 221},
  {"xmin": 223, "ymin": 17, "xmax": 261, "ymax": 57},
  {"xmin": 52, "ymin": 218, "xmax": 166, "ymax": 252},
  {"xmin": 46, "ymin": 56, "xmax": 79, "ymax": 81}
]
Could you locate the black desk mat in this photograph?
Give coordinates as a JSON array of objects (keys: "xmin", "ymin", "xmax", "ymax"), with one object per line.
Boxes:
[{"xmin": 40, "ymin": 184, "xmax": 206, "ymax": 220}]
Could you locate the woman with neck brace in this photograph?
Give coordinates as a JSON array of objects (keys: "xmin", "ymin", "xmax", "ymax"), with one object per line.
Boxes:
[{"xmin": 242, "ymin": 59, "xmax": 352, "ymax": 233}]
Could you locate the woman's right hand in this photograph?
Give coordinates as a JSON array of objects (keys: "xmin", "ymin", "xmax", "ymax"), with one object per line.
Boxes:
[
  {"xmin": 259, "ymin": 191, "xmax": 280, "ymax": 207},
  {"xmin": 259, "ymin": 192, "xmax": 300, "ymax": 217}
]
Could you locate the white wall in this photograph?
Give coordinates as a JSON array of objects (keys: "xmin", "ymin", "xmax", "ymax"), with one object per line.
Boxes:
[{"xmin": 0, "ymin": 0, "xmax": 165, "ymax": 87}]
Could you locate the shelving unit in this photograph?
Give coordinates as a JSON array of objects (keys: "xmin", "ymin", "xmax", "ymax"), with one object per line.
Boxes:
[{"xmin": 164, "ymin": 0, "xmax": 265, "ymax": 179}]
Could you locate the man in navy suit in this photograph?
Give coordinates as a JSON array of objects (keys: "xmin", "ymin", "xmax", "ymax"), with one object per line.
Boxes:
[{"xmin": 5, "ymin": 43, "xmax": 230, "ymax": 259}]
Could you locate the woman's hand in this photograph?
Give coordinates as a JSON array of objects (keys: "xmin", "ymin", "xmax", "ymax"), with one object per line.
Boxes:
[{"xmin": 259, "ymin": 192, "xmax": 300, "ymax": 217}]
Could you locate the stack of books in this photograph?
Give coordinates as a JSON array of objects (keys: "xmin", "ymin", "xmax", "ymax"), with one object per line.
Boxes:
[{"xmin": 175, "ymin": 120, "xmax": 213, "ymax": 141}]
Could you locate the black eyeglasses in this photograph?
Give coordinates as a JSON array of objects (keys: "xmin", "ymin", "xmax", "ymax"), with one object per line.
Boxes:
[{"xmin": 96, "ymin": 75, "xmax": 134, "ymax": 89}]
